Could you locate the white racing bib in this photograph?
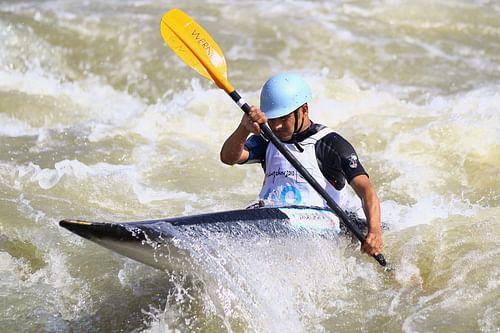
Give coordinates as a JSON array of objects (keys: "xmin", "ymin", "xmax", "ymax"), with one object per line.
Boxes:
[{"xmin": 259, "ymin": 128, "xmax": 341, "ymax": 207}]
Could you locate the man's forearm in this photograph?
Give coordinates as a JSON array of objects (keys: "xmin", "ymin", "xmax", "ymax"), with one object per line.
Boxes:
[
  {"xmin": 220, "ymin": 124, "xmax": 250, "ymax": 165},
  {"xmin": 362, "ymin": 188, "xmax": 382, "ymax": 234}
]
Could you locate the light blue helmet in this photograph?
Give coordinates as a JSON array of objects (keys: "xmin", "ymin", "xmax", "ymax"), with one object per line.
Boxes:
[{"xmin": 260, "ymin": 73, "xmax": 312, "ymax": 119}]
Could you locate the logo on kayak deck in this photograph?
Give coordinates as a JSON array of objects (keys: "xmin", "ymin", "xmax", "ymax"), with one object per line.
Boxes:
[{"xmin": 348, "ymin": 154, "xmax": 358, "ymax": 168}]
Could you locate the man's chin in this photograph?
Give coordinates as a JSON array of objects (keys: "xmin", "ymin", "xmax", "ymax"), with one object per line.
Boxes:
[{"xmin": 276, "ymin": 134, "xmax": 292, "ymax": 142}]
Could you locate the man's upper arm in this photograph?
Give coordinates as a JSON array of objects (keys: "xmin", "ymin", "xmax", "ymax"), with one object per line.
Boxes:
[{"xmin": 316, "ymin": 132, "xmax": 368, "ymax": 185}]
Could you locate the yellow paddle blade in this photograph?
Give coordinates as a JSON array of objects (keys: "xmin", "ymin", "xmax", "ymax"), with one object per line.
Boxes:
[{"xmin": 160, "ymin": 8, "xmax": 233, "ymax": 92}]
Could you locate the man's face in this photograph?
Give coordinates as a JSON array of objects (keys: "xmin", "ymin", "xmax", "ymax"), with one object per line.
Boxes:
[
  {"xmin": 268, "ymin": 109, "xmax": 298, "ymax": 142},
  {"xmin": 268, "ymin": 105, "xmax": 307, "ymax": 141}
]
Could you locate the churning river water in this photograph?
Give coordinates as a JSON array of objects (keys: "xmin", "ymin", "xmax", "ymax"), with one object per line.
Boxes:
[{"xmin": 1, "ymin": 0, "xmax": 499, "ymax": 332}]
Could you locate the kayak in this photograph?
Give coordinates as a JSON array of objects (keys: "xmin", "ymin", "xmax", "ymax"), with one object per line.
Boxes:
[{"xmin": 60, "ymin": 205, "xmax": 366, "ymax": 271}]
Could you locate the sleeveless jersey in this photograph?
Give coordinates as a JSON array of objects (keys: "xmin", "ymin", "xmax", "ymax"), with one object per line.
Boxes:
[{"xmin": 258, "ymin": 128, "xmax": 341, "ymax": 207}]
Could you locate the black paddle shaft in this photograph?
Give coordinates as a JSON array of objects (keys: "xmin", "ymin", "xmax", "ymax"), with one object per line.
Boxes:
[{"xmin": 229, "ymin": 90, "xmax": 386, "ymax": 267}]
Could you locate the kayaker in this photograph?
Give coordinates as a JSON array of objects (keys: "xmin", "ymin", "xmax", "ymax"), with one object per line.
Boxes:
[{"xmin": 220, "ymin": 73, "xmax": 383, "ymax": 256}]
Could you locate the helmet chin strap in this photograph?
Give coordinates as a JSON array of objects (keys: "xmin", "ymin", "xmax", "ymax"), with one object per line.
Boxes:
[{"xmin": 290, "ymin": 106, "xmax": 306, "ymax": 152}]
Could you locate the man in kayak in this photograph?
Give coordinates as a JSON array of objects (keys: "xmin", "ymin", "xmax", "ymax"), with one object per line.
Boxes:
[{"xmin": 220, "ymin": 73, "xmax": 383, "ymax": 256}]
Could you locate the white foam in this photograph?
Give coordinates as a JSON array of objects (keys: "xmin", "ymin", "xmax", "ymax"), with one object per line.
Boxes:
[
  {"xmin": 0, "ymin": 114, "xmax": 39, "ymax": 137},
  {"xmin": 16, "ymin": 160, "xmax": 94, "ymax": 190},
  {"xmin": 12, "ymin": 159, "xmax": 197, "ymax": 206},
  {"xmin": 309, "ymin": 75, "xmax": 409, "ymax": 125},
  {"xmin": 0, "ymin": 69, "xmax": 144, "ymax": 124},
  {"xmin": 32, "ymin": 250, "xmax": 91, "ymax": 321},
  {"xmin": 132, "ymin": 181, "xmax": 196, "ymax": 205},
  {"xmin": 0, "ymin": 251, "xmax": 32, "ymax": 283},
  {"xmin": 86, "ymin": 78, "xmax": 234, "ymax": 145}
]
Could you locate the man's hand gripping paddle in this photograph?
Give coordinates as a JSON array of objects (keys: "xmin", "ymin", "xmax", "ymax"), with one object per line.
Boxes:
[{"xmin": 160, "ymin": 8, "xmax": 387, "ymax": 267}]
